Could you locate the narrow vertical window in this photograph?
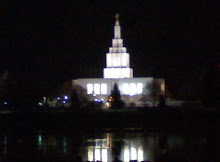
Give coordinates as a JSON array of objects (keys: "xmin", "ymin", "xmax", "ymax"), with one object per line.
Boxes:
[
  {"xmin": 101, "ymin": 83, "xmax": 107, "ymax": 94},
  {"xmin": 87, "ymin": 84, "xmax": 93, "ymax": 94},
  {"xmin": 137, "ymin": 83, "xmax": 143, "ymax": 94},
  {"xmin": 123, "ymin": 83, "xmax": 129, "ymax": 94},
  {"xmin": 94, "ymin": 84, "xmax": 100, "ymax": 94},
  {"xmin": 130, "ymin": 83, "xmax": 136, "ymax": 95}
]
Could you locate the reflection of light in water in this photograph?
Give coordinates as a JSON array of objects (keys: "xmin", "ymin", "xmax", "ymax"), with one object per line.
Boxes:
[
  {"xmin": 95, "ymin": 149, "xmax": 101, "ymax": 161},
  {"xmin": 124, "ymin": 145, "xmax": 129, "ymax": 162},
  {"xmin": 87, "ymin": 135, "xmax": 110, "ymax": 161},
  {"xmin": 37, "ymin": 134, "xmax": 43, "ymax": 150},
  {"xmin": 38, "ymin": 134, "xmax": 43, "ymax": 150},
  {"xmin": 138, "ymin": 146, "xmax": 144, "ymax": 161},
  {"xmin": 88, "ymin": 147, "xmax": 108, "ymax": 161},
  {"xmin": 131, "ymin": 146, "xmax": 137, "ymax": 160},
  {"xmin": 63, "ymin": 137, "xmax": 67, "ymax": 154},
  {"xmin": 102, "ymin": 148, "xmax": 108, "ymax": 161},
  {"xmin": 38, "ymin": 135, "xmax": 42, "ymax": 144},
  {"xmin": 123, "ymin": 142, "xmax": 144, "ymax": 161},
  {"xmin": 88, "ymin": 148, "xmax": 93, "ymax": 161}
]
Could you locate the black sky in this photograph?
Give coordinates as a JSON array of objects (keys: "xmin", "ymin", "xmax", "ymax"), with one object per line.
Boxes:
[{"xmin": 1, "ymin": 1, "xmax": 219, "ymax": 97}]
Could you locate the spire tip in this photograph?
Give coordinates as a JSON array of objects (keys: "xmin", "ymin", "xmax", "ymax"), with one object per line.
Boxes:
[{"xmin": 115, "ymin": 13, "xmax": 119, "ymax": 20}]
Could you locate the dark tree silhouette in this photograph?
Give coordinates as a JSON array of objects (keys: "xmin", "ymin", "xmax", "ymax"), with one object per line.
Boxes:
[
  {"xmin": 158, "ymin": 94, "xmax": 166, "ymax": 109},
  {"xmin": 70, "ymin": 89, "xmax": 81, "ymax": 111},
  {"xmin": 109, "ymin": 83, "xmax": 125, "ymax": 109},
  {"xmin": 146, "ymin": 80, "xmax": 162, "ymax": 107}
]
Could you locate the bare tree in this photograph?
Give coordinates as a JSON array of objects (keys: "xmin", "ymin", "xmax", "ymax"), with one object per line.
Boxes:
[{"xmin": 146, "ymin": 80, "xmax": 162, "ymax": 107}]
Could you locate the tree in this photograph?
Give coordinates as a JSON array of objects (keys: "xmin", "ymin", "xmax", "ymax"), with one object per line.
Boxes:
[
  {"xmin": 70, "ymin": 89, "xmax": 81, "ymax": 111},
  {"xmin": 109, "ymin": 83, "xmax": 125, "ymax": 109},
  {"xmin": 146, "ymin": 80, "xmax": 162, "ymax": 107}
]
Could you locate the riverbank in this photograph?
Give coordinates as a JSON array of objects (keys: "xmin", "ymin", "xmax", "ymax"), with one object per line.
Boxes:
[{"xmin": 0, "ymin": 108, "xmax": 219, "ymax": 132}]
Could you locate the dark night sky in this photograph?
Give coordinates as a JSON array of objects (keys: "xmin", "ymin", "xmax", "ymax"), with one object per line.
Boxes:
[{"xmin": 1, "ymin": 1, "xmax": 219, "ymax": 97}]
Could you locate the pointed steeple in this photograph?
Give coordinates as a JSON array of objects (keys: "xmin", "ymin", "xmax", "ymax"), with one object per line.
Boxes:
[
  {"xmin": 114, "ymin": 13, "xmax": 121, "ymax": 39},
  {"xmin": 103, "ymin": 14, "xmax": 133, "ymax": 79},
  {"xmin": 115, "ymin": 13, "xmax": 120, "ymax": 25}
]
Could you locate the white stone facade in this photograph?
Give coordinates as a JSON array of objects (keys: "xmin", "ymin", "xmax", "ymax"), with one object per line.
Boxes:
[
  {"xmin": 103, "ymin": 16, "xmax": 133, "ymax": 78},
  {"xmin": 72, "ymin": 15, "xmax": 165, "ymax": 107}
]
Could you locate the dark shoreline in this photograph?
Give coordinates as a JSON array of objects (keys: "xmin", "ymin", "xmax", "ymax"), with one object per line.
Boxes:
[{"xmin": 0, "ymin": 108, "xmax": 219, "ymax": 132}]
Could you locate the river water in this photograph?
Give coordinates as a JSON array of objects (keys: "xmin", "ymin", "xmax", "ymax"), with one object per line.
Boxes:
[{"xmin": 0, "ymin": 128, "xmax": 218, "ymax": 161}]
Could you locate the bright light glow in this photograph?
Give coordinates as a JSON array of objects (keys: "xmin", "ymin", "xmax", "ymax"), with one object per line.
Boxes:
[
  {"xmin": 95, "ymin": 99, "xmax": 98, "ymax": 101},
  {"xmin": 138, "ymin": 146, "xmax": 144, "ymax": 161},
  {"xmin": 95, "ymin": 149, "xmax": 101, "ymax": 161},
  {"xmin": 102, "ymin": 149, "xmax": 108, "ymax": 161},
  {"xmin": 88, "ymin": 148, "xmax": 93, "ymax": 161},
  {"xmin": 137, "ymin": 83, "xmax": 143, "ymax": 94},
  {"xmin": 161, "ymin": 82, "xmax": 165, "ymax": 92},
  {"xmin": 63, "ymin": 101, "xmax": 66, "ymax": 104},
  {"xmin": 106, "ymin": 53, "xmax": 129, "ymax": 68},
  {"xmin": 94, "ymin": 84, "xmax": 100, "ymax": 94},
  {"xmin": 122, "ymin": 53, "xmax": 129, "ymax": 67},
  {"xmin": 87, "ymin": 84, "xmax": 93, "ymax": 94},
  {"xmin": 131, "ymin": 146, "xmax": 137, "ymax": 160},
  {"xmin": 64, "ymin": 95, "xmax": 68, "ymax": 100},
  {"xmin": 38, "ymin": 134, "xmax": 42, "ymax": 146},
  {"xmin": 123, "ymin": 83, "xmax": 129, "ymax": 94},
  {"xmin": 4, "ymin": 102, "xmax": 7, "ymax": 105},
  {"xmin": 107, "ymin": 54, "xmax": 112, "ymax": 67},
  {"xmin": 124, "ymin": 146, "xmax": 130, "ymax": 162},
  {"xmin": 104, "ymin": 68, "xmax": 133, "ymax": 78},
  {"xmin": 38, "ymin": 102, "xmax": 42, "ymax": 106},
  {"xmin": 101, "ymin": 83, "xmax": 107, "ymax": 94},
  {"xmin": 57, "ymin": 97, "xmax": 61, "ymax": 100},
  {"xmin": 130, "ymin": 83, "xmax": 137, "ymax": 95}
]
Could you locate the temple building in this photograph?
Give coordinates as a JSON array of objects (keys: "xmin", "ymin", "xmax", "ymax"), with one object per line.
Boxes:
[{"xmin": 73, "ymin": 14, "xmax": 165, "ymax": 107}]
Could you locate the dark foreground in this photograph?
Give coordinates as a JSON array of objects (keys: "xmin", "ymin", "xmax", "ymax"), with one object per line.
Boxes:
[
  {"xmin": 0, "ymin": 109, "xmax": 219, "ymax": 161},
  {"xmin": 0, "ymin": 108, "xmax": 219, "ymax": 130}
]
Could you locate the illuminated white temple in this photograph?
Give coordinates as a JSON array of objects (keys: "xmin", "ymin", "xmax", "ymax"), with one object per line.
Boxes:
[
  {"xmin": 73, "ymin": 14, "xmax": 165, "ymax": 107},
  {"xmin": 104, "ymin": 14, "xmax": 133, "ymax": 78}
]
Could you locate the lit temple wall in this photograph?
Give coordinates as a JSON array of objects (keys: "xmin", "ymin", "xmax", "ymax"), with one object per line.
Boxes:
[
  {"xmin": 73, "ymin": 78, "xmax": 165, "ymax": 107},
  {"xmin": 103, "ymin": 68, "xmax": 133, "ymax": 79},
  {"xmin": 73, "ymin": 77, "xmax": 157, "ymax": 96},
  {"xmin": 106, "ymin": 53, "xmax": 129, "ymax": 68}
]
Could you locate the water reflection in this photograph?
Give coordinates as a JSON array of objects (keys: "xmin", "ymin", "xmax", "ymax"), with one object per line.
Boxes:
[
  {"xmin": 87, "ymin": 133, "xmax": 111, "ymax": 161},
  {"xmin": 37, "ymin": 132, "xmax": 67, "ymax": 156},
  {"xmin": 85, "ymin": 132, "xmax": 184, "ymax": 161},
  {"xmin": 0, "ymin": 129, "xmax": 217, "ymax": 161}
]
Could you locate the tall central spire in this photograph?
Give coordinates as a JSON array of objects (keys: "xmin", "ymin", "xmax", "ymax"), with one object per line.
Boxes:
[
  {"xmin": 103, "ymin": 14, "xmax": 133, "ymax": 79},
  {"xmin": 114, "ymin": 14, "xmax": 121, "ymax": 39}
]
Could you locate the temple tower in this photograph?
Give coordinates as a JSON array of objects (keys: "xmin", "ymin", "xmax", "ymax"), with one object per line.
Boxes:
[{"xmin": 103, "ymin": 14, "xmax": 133, "ymax": 78}]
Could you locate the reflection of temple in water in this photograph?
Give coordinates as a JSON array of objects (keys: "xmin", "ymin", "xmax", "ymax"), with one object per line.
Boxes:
[
  {"xmin": 86, "ymin": 133, "xmax": 148, "ymax": 162},
  {"xmin": 87, "ymin": 133, "xmax": 111, "ymax": 161},
  {"xmin": 36, "ymin": 131, "xmax": 185, "ymax": 161},
  {"xmin": 86, "ymin": 132, "xmax": 185, "ymax": 162}
]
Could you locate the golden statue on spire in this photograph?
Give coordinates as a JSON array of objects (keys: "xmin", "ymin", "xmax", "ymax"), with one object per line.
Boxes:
[{"xmin": 115, "ymin": 13, "xmax": 119, "ymax": 20}]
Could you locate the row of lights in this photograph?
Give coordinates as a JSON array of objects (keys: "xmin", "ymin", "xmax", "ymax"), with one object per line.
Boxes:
[
  {"xmin": 39, "ymin": 95, "xmax": 69, "ymax": 106},
  {"xmin": 94, "ymin": 98, "xmax": 104, "ymax": 102},
  {"xmin": 57, "ymin": 95, "xmax": 69, "ymax": 104}
]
